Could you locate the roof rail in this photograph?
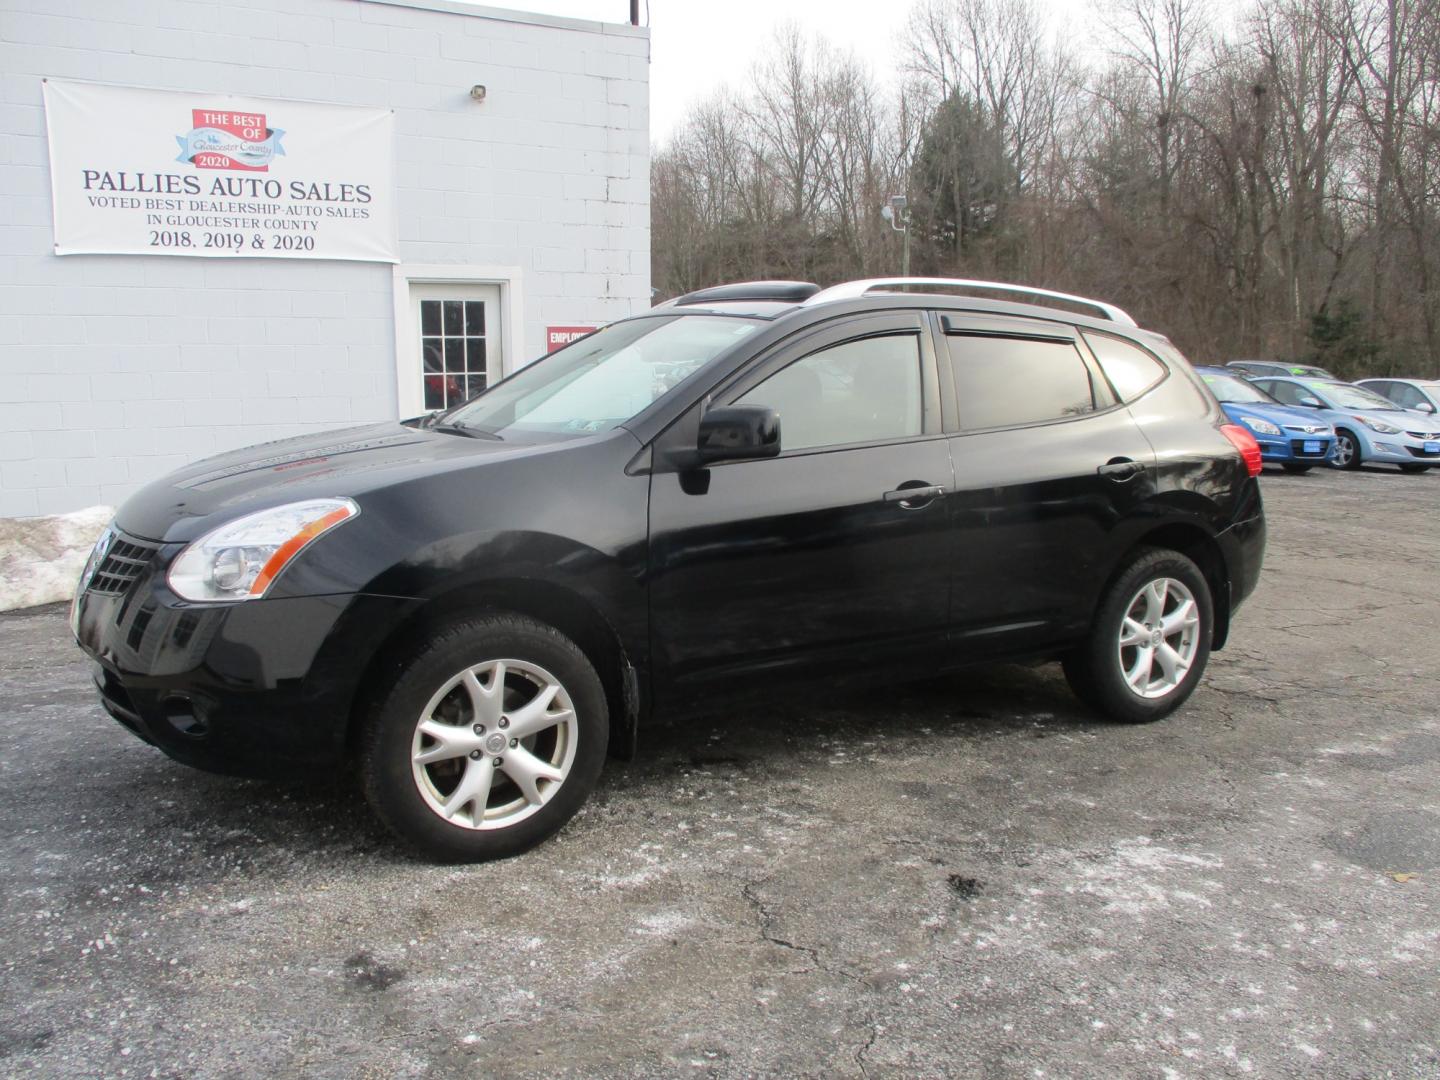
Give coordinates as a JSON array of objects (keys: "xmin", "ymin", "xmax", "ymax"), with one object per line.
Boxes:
[
  {"xmin": 668, "ymin": 280, "xmax": 821, "ymax": 307},
  {"xmin": 802, "ymin": 278, "xmax": 1137, "ymax": 327}
]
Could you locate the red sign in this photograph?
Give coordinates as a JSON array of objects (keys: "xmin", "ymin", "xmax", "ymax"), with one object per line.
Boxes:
[
  {"xmin": 183, "ymin": 109, "xmax": 281, "ymax": 172},
  {"xmin": 546, "ymin": 325, "xmax": 598, "ymax": 352}
]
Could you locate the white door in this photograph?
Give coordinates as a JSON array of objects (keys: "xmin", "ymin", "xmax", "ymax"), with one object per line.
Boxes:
[{"xmin": 401, "ymin": 282, "xmax": 504, "ymax": 416}]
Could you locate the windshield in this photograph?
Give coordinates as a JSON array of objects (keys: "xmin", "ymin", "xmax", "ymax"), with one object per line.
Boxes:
[
  {"xmin": 443, "ymin": 315, "xmax": 760, "ymax": 438},
  {"xmin": 1200, "ymin": 372, "xmax": 1277, "ymax": 404},
  {"xmin": 1305, "ymin": 380, "xmax": 1398, "ymax": 410}
]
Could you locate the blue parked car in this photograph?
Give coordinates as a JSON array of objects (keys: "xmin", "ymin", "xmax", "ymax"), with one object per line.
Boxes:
[
  {"xmin": 1248, "ymin": 375, "xmax": 1440, "ymax": 472},
  {"xmin": 1195, "ymin": 367, "xmax": 1336, "ymax": 473}
]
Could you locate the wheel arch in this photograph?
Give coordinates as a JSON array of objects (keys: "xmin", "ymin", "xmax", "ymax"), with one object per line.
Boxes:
[
  {"xmin": 1333, "ymin": 425, "xmax": 1362, "ymax": 466},
  {"xmin": 343, "ymin": 579, "xmax": 643, "ymax": 764},
  {"xmin": 1106, "ymin": 522, "xmax": 1232, "ymax": 649}
]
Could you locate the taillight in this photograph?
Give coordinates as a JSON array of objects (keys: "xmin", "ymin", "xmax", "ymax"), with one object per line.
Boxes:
[{"xmin": 1220, "ymin": 424, "xmax": 1263, "ymax": 477}]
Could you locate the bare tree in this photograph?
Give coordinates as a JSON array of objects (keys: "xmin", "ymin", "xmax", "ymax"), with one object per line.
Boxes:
[{"xmin": 648, "ymin": 0, "xmax": 1439, "ymax": 373}]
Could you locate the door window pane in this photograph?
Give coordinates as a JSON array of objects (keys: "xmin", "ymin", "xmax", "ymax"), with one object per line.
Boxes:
[
  {"xmin": 419, "ymin": 297, "xmax": 489, "ymax": 410},
  {"xmin": 422, "ymin": 339, "xmax": 443, "ymax": 372},
  {"xmin": 736, "ymin": 334, "xmax": 923, "ymax": 451},
  {"xmin": 464, "ymin": 301, "xmax": 486, "ymax": 335},
  {"xmin": 1261, "ymin": 380, "xmax": 1302, "ymax": 406},
  {"xmin": 443, "ymin": 300, "xmax": 463, "ymax": 335},
  {"xmin": 948, "ymin": 335, "xmax": 1097, "ymax": 429},
  {"xmin": 1082, "ymin": 330, "xmax": 1165, "ymax": 402},
  {"xmin": 1393, "ymin": 384, "xmax": 1424, "ymax": 409}
]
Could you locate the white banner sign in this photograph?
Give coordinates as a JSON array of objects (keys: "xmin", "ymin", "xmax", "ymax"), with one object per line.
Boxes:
[{"xmin": 42, "ymin": 80, "xmax": 397, "ymax": 262}]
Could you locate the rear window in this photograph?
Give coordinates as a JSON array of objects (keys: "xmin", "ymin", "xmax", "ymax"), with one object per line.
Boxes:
[
  {"xmin": 1082, "ymin": 331, "xmax": 1166, "ymax": 402},
  {"xmin": 946, "ymin": 334, "xmax": 1097, "ymax": 429}
]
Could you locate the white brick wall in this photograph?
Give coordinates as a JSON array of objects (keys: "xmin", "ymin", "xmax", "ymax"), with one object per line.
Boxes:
[{"xmin": 0, "ymin": 0, "xmax": 651, "ymax": 517}]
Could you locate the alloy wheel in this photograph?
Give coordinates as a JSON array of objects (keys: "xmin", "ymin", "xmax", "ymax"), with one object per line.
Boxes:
[
  {"xmin": 1116, "ymin": 577, "xmax": 1202, "ymax": 699},
  {"xmin": 410, "ymin": 659, "xmax": 578, "ymax": 830},
  {"xmin": 1332, "ymin": 432, "xmax": 1356, "ymax": 468}
]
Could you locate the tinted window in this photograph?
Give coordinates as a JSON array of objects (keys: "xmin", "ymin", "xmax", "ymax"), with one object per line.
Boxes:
[
  {"xmin": 947, "ymin": 335, "xmax": 1096, "ymax": 429},
  {"xmin": 736, "ymin": 333, "xmax": 923, "ymax": 451},
  {"xmin": 1362, "ymin": 380, "xmax": 1396, "ymax": 401},
  {"xmin": 1392, "ymin": 383, "xmax": 1426, "ymax": 409},
  {"xmin": 1259, "ymin": 380, "xmax": 1306, "ymax": 406},
  {"xmin": 1083, "ymin": 331, "xmax": 1166, "ymax": 402}
]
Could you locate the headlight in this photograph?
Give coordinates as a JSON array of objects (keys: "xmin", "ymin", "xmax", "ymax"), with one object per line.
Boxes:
[
  {"xmin": 1240, "ymin": 416, "xmax": 1282, "ymax": 436},
  {"xmin": 1357, "ymin": 416, "xmax": 1402, "ymax": 434},
  {"xmin": 167, "ymin": 498, "xmax": 359, "ymax": 602},
  {"xmin": 71, "ymin": 523, "xmax": 114, "ymax": 635}
]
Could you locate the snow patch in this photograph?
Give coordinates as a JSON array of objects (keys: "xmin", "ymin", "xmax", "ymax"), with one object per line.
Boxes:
[
  {"xmin": 635, "ymin": 910, "xmax": 693, "ymax": 936},
  {"xmin": 1069, "ymin": 837, "xmax": 1224, "ymax": 916},
  {"xmin": 0, "ymin": 506, "xmax": 113, "ymax": 612}
]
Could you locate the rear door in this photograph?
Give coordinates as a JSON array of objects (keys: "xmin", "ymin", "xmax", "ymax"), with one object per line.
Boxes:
[
  {"xmin": 937, "ymin": 314, "xmax": 1159, "ymax": 657},
  {"xmin": 647, "ymin": 311, "xmax": 954, "ymax": 701}
]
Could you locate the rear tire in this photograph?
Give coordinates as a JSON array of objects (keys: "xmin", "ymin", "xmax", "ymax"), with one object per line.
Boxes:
[
  {"xmin": 1282, "ymin": 463, "xmax": 1313, "ymax": 474},
  {"xmin": 359, "ymin": 614, "xmax": 608, "ymax": 862},
  {"xmin": 1331, "ymin": 429, "xmax": 1361, "ymax": 470},
  {"xmin": 1063, "ymin": 548, "xmax": 1214, "ymax": 723}
]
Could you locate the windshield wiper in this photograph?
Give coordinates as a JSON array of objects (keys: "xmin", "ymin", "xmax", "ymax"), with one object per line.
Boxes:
[{"xmin": 431, "ymin": 422, "xmax": 502, "ymax": 441}]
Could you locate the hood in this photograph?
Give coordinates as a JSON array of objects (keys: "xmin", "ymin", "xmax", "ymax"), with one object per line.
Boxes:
[
  {"xmin": 1220, "ymin": 401, "xmax": 1331, "ymax": 434},
  {"xmin": 115, "ymin": 421, "xmax": 538, "ymax": 542},
  {"xmin": 1331, "ymin": 408, "xmax": 1440, "ymax": 436}
]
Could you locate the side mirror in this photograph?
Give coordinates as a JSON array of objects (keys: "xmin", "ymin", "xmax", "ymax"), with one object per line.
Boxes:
[
  {"xmin": 696, "ymin": 405, "xmax": 781, "ymax": 464},
  {"xmin": 1417, "ymin": 401, "xmax": 1436, "ymax": 414},
  {"xmin": 1298, "ymin": 396, "xmax": 1323, "ymax": 408}
]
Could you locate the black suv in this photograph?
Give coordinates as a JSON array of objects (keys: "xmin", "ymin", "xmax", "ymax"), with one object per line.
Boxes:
[{"xmin": 73, "ymin": 278, "xmax": 1266, "ymax": 861}]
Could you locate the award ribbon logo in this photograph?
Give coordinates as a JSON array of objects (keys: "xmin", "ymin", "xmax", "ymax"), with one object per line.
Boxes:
[{"xmin": 176, "ymin": 109, "xmax": 286, "ymax": 172}]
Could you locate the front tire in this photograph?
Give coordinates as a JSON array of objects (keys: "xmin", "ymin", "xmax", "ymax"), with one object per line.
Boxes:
[
  {"xmin": 1282, "ymin": 463, "xmax": 1313, "ymax": 474},
  {"xmin": 1331, "ymin": 429, "xmax": 1361, "ymax": 470},
  {"xmin": 1398, "ymin": 463, "xmax": 1428, "ymax": 474},
  {"xmin": 359, "ymin": 614, "xmax": 609, "ymax": 862},
  {"xmin": 1063, "ymin": 548, "xmax": 1214, "ymax": 723}
]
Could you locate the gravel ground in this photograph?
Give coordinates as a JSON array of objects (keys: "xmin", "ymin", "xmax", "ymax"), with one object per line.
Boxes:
[{"xmin": 2, "ymin": 467, "xmax": 1438, "ymax": 1079}]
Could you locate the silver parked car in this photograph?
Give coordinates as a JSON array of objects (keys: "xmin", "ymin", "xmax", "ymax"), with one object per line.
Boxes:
[
  {"xmin": 1249, "ymin": 376, "xmax": 1440, "ymax": 472},
  {"xmin": 1355, "ymin": 378, "xmax": 1440, "ymax": 418},
  {"xmin": 1227, "ymin": 359, "xmax": 1337, "ymax": 380}
]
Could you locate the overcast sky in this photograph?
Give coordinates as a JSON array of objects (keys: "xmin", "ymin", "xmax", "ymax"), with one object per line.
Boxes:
[{"xmin": 497, "ymin": 0, "xmax": 1094, "ymax": 142}]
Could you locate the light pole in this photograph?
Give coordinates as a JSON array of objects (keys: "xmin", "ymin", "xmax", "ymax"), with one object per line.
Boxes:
[{"xmin": 880, "ymin": 194, "xmax": 910, "ymax": 277}]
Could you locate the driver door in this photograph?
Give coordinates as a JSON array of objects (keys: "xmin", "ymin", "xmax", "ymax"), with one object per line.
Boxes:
[{"xmin": 646, "ymin": 312, "xmax": 954, "ymax": 705}]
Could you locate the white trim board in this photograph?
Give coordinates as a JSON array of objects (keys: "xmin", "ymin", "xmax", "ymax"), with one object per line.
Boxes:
[{"xmin": 358, "ymin": 0, "xmax": 649, "ymax": 38}]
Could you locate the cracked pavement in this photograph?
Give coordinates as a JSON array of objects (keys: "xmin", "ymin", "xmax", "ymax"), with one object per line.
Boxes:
[{"xmin": 2, "ymin": 468, "xmax": 1438, "ymax": 1078}]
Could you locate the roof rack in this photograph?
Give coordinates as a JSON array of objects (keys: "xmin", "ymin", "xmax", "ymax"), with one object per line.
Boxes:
[
  {"xmin": 803, "ymin": 278, "xmax": 1137, "ymax": 327},
  {"xmin": 668, "ymin": 281, "xmax": 821, "ymax": 306}
]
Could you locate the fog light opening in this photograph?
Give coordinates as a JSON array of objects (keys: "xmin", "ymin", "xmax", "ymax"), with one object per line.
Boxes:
[{"xmin": 162, "ymin": 696, "xmax": 209, "ymax": 738}]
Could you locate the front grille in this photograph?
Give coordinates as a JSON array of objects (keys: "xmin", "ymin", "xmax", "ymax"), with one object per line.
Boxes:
[
  {"xmin": 87, "ymin": 534, "xmax": 160, "ymax": 596},
  {"xmin": 1405, "ymin": 445, "xmax": 1440, "ymax": 458},
  {"xmin": 1289, "ymin": 440, "xmax": 1329, "ymax": 458},
  {"xmin": 1406, "ymin": 431, "xmax": 1439, "ymax": 441}
]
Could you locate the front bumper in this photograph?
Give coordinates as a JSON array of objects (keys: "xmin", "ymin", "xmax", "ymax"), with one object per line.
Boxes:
[
  {"xmin": 74, "ymin": 531, "xmax": 422, "ymax": 777},
  {"xmin": 1255, "ymin": 432, "xmax": 1335, "ymax": 464},
  {"xmin": 1363, "ymin": 431, "xmax": 1440, "ymax": 465}
]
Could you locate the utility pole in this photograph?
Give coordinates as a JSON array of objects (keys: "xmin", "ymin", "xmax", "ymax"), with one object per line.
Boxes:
[{"xmin": 881, "ymin": 194, "xmax": 911, "ymax": 276}]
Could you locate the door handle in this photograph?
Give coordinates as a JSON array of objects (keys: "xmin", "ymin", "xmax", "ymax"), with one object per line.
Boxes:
[
  {"xmin": 883, "ymin": 483, "xmax": 946, "ymax": 508},
  {"xmin": 1097, "ymin": 458, "xmax": 1145, "ymax": 481}
]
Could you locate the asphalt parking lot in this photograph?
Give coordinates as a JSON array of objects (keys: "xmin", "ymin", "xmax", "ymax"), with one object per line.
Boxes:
[{"xmin": 3, "ymin": 468, "xmax": 1438, "ymax": 1079}]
